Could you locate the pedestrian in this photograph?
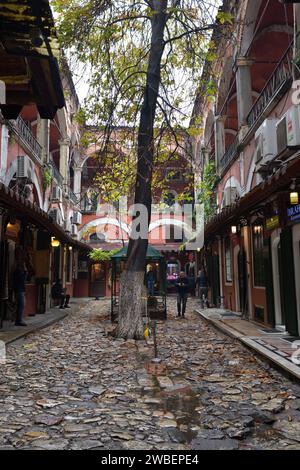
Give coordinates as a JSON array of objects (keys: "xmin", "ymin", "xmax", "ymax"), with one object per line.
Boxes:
[
  {"xmin": 13, "ymin": 261, "xmax": 27, "ymax": 326},
  {"xmin": 51, "ymin": 279, "xmax": 71, "ymax": 309},
  {"xmin": 196, "ymin": 266, "xmax": 209, "ymax": 309},
  {"xmin": 146, "ymin": 265, "xmax": 156, "ymax": 296},
  {"xmin": 175, "ymin": 271, "xmax": 190, "ymax": 318}
]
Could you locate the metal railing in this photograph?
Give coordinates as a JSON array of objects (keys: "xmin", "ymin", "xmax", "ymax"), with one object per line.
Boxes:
[
  {"xmin": 220, "ymin": 134, "xmax": 239, "ymax": 171},
  {"xmin": 9, "ymin": 116, "xmax": 42, "ymax": 161},
  {"xmin": 247, "ymin": 42, "xmax": 294, "ymax": 129}
]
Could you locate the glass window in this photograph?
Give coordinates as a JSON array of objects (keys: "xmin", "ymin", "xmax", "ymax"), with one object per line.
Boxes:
[
  {"xmin": 252, "ymin": 223, "xmax": 265, "ymax": 287},
  {"xmin": 224, "ymin": 237, "xmax": 232, "ymax": 283}
]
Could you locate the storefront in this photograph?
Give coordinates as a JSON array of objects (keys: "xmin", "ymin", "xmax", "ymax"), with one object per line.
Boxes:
[{"xmin": 0, "ymin": 182, "xmax": 88, "ymax": 327}]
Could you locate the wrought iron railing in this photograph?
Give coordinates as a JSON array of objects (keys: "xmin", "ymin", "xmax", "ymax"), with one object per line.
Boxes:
[
  {"xmin": 247, "ymin": 42, "xmax": 293, "ymax": 129},
  {"xmin": 9, "ymin": 116, "xmax": 42, "ymax": 161},
  {"xmin": 220, "ymin": 134, "xmax": 239, "ymax": 171}
]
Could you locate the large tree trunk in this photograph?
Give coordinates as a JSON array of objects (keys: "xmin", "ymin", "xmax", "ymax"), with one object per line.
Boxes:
[{"xmin": 117, "ymin": 0, "xmax": 168, "ymax": 339}]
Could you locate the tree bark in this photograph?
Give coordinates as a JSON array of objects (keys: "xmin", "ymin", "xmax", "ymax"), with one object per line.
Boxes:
[{"xmin": 117, "ymin": 0, "xmax": 168, "ymax": 339}]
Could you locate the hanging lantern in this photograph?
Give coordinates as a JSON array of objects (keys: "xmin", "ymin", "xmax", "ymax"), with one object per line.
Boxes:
[
  {"xmin": 290, "ymin": 191, "xmax": 299, "ymax": 205},
  {"xmin": 51, "ymin": 237, "xmax": 60, "ymax": 248},
  {"xmin": 231, "ymin": 225, "xmax": 237, "ymax": 234}
]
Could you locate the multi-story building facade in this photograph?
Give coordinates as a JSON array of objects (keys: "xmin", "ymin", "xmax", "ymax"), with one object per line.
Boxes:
[
  {"xmin": 194, "ymin": 0, "xmax": 300, "ymax": 336},
  {"xmin": 75, "ymin": 127, "xmax": 197, "ymax": 298},
  {"xmin": 0, "ymin": 2, "xmax": 86, "ymax": 326}
]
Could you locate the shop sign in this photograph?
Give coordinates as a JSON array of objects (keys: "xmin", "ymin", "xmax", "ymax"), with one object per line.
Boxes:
[
  {"xmin": 265, "ymin": 215, "xmax": 280, "ymax": 231},
  {"xmin": 287, "ymin": 204, "xmax": 300, "ymax": 223}
]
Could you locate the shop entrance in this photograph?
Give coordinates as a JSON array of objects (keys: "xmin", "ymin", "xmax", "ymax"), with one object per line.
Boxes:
[
  {"xmin": 90, "ymin": 263, "xmax": 106, "ymax": 298},
  {"xmin": 279, "ymin": 228, "xmax": 299, "ymax": 336},
  {"xmin": 238, "ymin": 248, "xmax": 248, "ymax": 315},
  {"xmin": 277, "ymin": 242, "xmax": 286, "ymax": 327}
]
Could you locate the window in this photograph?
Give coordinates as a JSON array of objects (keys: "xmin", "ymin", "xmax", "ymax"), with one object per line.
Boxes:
[
  {"xmin": 252, "ymin": 222, "xmax": 265, "ymax": 287},
  {"xmin": 224, "ymin": 237, "xmax": 232, "ymax": 283},
  {"xmin": 166, "ymin": 224, "xmax": 184, "ymax": 243}
]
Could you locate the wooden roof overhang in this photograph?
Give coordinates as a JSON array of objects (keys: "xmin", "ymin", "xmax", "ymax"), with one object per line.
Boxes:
[
  {"xmin": 0, "ymin": 182, "xmax": 90, "ymax": 251},
  {"xmin": 205, "ymin": 156, "xmax": 300, "ymax": 240},
  {"xmin": 0, "ymin": 0, "xmax": 65, "ymax": 119}
]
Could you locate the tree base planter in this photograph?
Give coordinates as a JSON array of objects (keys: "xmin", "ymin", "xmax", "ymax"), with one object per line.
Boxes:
[{"xmin": 111, "ymin": 245, "xmax": 167, "ymax": 324}]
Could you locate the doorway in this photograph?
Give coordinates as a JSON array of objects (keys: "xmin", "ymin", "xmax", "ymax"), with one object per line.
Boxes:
[
  {"xmin": 277, "ymin": 242, "xmax": 286, "ymax": 327},
  {"xmin": 90, "ymin": 262, "xmax": 106, "ymax": 298},
  {"xmin": 238, "ymin": 248, "xmax": 248, "ymax": 315}
]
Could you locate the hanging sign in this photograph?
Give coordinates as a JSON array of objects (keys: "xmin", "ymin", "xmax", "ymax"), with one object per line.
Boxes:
[
  {"xmin": 287, "ymin": 204, "xmax": 300, "ymax": 223},
  {"xmin": 265, "ymin": 215, "xmax": 280, "ymax": 231}
]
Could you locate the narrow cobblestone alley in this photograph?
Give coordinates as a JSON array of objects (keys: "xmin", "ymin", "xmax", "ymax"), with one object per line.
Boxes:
[{"xmin": 0, "ymin": 298, "xmax": 300, "ymax": 450}]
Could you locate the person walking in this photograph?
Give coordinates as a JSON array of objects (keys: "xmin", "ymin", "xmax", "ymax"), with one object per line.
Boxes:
[
  {"xmin": 175, "ymin": 271, "xmax": 190, "ymax": 318},
  {"xmin": 13, "ymin": 261, "xmax": 28, "ymax": 326},
  {"xmin": 196, "ymin": 267, "xmax": 209, "ymax": 309}
]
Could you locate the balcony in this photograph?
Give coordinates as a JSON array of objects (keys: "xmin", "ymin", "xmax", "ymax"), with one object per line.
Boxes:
[
  {"xmin": 220, "ymin": 134, "xmax": 239, "ymax": 172},
  {"xmin": 247, "ymin": 42, "xmax": 293, "ymax": 130},
  {"xmin": 8, "ymin": 116, "xmax": 42, "ymax": 163}
]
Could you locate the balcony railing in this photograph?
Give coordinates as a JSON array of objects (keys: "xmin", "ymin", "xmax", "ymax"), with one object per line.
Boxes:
[
  {"xmin": 247, "ymin": 42, "xmax": 293, "ymax": 129},
  {"xmin": 49, "ymin": 160, "xmax": 64, "ymax": 186},
  {"xmin": 220, "ymin": 134, "xmax": 239, "ymax": 171},
  {"xmin": 9, "ymin": 116, "xmax": 42, "ymax": 162}
]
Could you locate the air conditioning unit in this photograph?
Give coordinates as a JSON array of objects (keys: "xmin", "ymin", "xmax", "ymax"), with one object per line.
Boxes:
[
  {"xmin": 71, "ymin": 224, "xmax": 78, "ymax": 237},
  {"xmin": 17, "ymin": 156, "xmax": 34, "ymax": 179},
  {"xmin": 51, "ymin": 186, "xmax": 63, "ymax": 202},
  {"xmin": 255, "ymin": 119, "xmax": 277, "ymax": 166},
  {"xmin": 223, "ymin": 187, "xmax": 238, "ymax": 207},
  {"xmin": 72, "ymin": 211, "xmax": 82, "ymax": 225},
  {"xmin": 276, "ymin": 106, "xmax": 300, "ymax": 156},
  {"xmin": 48, "ymin": 208, "xmax": 62, "ymax": 225}
]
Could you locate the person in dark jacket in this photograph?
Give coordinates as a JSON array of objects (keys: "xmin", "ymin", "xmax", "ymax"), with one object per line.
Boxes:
[
  {"xmin": 146, "ymin": 265, "xmax": 156, "ymax": 296},
  {"xmin": 196, "ymin": 267, "xmax": 209, "ymax": 308},
  {"xmin": 51, "ymin": 279, "xmax": 70, "ymax": 309},
  {"xmin": 13, "ymin": 262, "xmax": 27, "ymax": 326},
  {"xmin": 175, "ymin": 271, "xmax": 190, "ymax": 318}
]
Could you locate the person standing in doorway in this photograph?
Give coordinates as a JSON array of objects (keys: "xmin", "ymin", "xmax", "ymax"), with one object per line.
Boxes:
[
  {"xmin": 13, "ymin": 261, "xmax": 27, "ymax": 326},
  {"xmin": 196, "ymin": 266, "xmax": 209, "ymax": 309},
  {"xmin": 175, "ymin": 271, "xmax": 190, "ymax": 318}
]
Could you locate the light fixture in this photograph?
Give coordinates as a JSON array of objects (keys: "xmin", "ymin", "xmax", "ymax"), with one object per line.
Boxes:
[
  {"xmin": 69, "ymin": 246, "xmax": 73, "ymax": 251},
  {"xmin": 51, "ymin": 237, "xmax": 60, "ymax": 248},
  {"xmin": 290, "ymin": 191, "xmax": 299, "ymax": 205},
  {"xmin": 197, "ymin": 247, "xmax": 201, "ymax": 252},
  {"xmin": 253, "ymin": 224, "xmax": 263, "ymax": 235},
  {"xmin": 231, "ymin": 225, "xmax": 237, "ymax": 234},
  {"xmin": 6, "ymin": 222, "xmax": 16, "ymax": 231}
]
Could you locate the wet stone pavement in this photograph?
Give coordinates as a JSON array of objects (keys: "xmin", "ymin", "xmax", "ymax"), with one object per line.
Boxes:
[{"xmin": 0, "ymin": 297, "xmax": 300, "ymax": 450}]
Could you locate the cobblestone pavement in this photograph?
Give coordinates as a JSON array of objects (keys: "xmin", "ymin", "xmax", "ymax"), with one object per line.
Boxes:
[{"xmin": 1, "ymin": 297, "xmax": 300, "ymax": 450}]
